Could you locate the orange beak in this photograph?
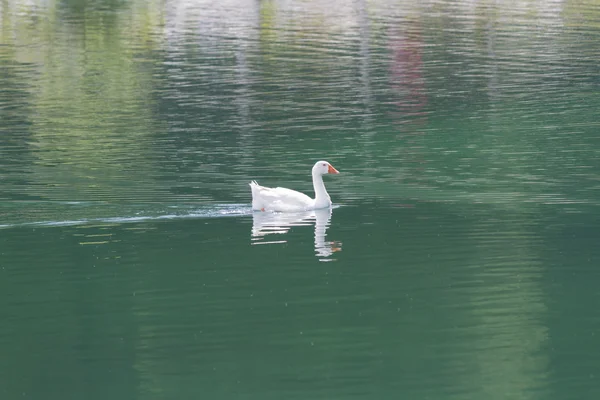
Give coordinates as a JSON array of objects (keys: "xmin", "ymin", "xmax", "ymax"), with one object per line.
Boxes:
[{"xmin": 328, "ymin": 164, "xmax": 339, "ymax": 174}]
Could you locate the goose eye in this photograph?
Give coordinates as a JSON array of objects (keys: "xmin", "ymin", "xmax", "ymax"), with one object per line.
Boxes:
[{"xmin": 322, "ymin": 163, "xmax": 327, "ymax": 167}]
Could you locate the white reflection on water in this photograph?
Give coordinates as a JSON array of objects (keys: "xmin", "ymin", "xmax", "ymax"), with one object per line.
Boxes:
[{"xmin": 251, "ymin": 207, "xmax": 341, "ymax": 260}]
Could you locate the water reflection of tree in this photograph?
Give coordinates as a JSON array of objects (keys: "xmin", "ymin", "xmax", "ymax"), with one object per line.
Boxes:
[
  {"xmin": 0, "ymin": 35, "xmax": 36, "ymax": 200},
  {"xmin": 0, "ymin": 0, "xmax": 165, "ymax": 202},
  {"xmin": 461, "ymin": 212, "xmax": 549, "ymax": 399}
]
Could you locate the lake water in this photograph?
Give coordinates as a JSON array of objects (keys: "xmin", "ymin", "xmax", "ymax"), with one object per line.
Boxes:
[{"xmin": 2, "ymin": 0, "xmax": 600, "ymax": 399}]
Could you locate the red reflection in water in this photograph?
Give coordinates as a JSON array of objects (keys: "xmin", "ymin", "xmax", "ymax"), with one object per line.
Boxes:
[
  {"xmin": 389, "ymin": 22, "xmax": 428, "ymax": 119},
  {"xmin": 388, "ymin": 21, "xmax": 429, "ymax": 181}
]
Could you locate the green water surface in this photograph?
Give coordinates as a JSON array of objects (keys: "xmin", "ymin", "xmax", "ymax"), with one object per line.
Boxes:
[{"xmin": 1, "ymin": 0, "xmax": 600, "ymax": 399}]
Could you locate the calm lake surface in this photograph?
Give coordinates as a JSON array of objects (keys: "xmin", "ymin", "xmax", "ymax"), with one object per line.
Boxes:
[{"xmin": 2, "ymin": 0, "xmax": 600, "ymax": 399}]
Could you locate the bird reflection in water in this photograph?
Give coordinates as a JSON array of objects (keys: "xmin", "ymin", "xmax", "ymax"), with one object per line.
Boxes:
[{"xmin": 251, "ymin": 207, "xmax": 341, "ymax": 260}]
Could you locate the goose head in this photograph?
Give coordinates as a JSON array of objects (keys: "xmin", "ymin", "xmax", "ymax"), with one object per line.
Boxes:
[{"xmin": 312, "ymin": 160, "xmax": 340, "ymax": 176}]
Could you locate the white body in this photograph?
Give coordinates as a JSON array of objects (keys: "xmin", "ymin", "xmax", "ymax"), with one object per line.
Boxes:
[{"xmin": 249, "ymin": 161, "xmax": 339, "ymax": 212}]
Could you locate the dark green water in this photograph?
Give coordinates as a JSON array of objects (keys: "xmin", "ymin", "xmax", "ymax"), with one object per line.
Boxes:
[{"xmin": 2, "ymin": 0, "xmax": 600, "ymax": 399}]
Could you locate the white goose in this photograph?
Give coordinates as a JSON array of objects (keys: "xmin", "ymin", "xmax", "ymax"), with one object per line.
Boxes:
[{"xmin": 249, "ymin": 161, "xmax": 340, "ymax": 212}]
